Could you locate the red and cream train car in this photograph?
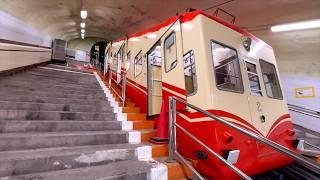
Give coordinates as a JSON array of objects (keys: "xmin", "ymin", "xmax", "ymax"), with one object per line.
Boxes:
[{"xmin": 104, "ymin": 10, "xmax": 296, "ymax": 179}]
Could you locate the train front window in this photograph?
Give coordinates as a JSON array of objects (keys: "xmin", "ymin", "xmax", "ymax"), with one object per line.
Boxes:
[
  {"xmin": 260, "ymin": 59, "xmax": 283, "ymax": 99},
  {"xmin": 211, "ymin": 41, "xmax": 243, "ymax": 93},
  {"xmin": 164, "ymin": 32, "xmax": 177, "ymax": 72},
  {"xmin": 245, "ymin": 61, "xmax": 262, "ymax": 96},
  {"xmin": 183, "ymin": 50, "xmax": 197, "ymax": 95},
  {"xmin": 134, "ymin": 50, "xmax": 143, "ymax": 77}
]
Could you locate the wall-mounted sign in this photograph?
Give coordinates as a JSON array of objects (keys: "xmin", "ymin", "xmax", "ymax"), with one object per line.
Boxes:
[{"xmin": 295, "ymin": 86, "xmax": 315, "ymax": 98}]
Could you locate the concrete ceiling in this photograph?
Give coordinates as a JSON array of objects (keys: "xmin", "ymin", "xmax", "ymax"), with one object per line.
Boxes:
[
  {"xmin": 0, "ymin": 0, "xmax": 319, "ymax": 41},
  {"xmin": 0, "ymin": 0, "xmax": 319, "ymax": 60}
]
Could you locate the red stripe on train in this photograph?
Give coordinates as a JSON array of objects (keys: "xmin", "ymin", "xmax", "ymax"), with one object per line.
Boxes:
[{"xmin": 162, "ymin": 82, "xmax": 186, "ymax": 96}]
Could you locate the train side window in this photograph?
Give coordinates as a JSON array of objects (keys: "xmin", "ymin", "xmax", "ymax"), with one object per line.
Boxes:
[
  {"xmin": 260, "ymin": 59, "xmax": 283, "ymax": 99},
  {"xmin": 134, "ymin": 50, "xmax": 143, "ymax": 77},
  {"xmin": 211, "ymin": 41, "xmax": 243, "ymax": 93},
  {"xmin": 183, "ymin": 50, "xmax": 197, "ymax": 95},
  {"xmin": 245, "ymin": 61, "xmax": 262, "ymax": 96},
  {"xmin": 164, "ymin": 32, "xmax": 177, "ymax": 72}
]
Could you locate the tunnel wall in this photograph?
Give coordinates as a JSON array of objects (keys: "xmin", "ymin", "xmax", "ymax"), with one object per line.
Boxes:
[{"xmin": 0, "ymin": 11, "xmax": 52, "ymax": 72}]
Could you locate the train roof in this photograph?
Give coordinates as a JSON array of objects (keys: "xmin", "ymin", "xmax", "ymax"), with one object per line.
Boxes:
[{"xmin": 112, "ymin": 10, "xmax": 270, "ymax": 48}]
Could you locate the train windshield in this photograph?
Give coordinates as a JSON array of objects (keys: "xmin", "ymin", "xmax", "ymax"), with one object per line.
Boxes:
[{"xmin": 260, "ymin": 59, "xmax": 283, "ymax": 99}]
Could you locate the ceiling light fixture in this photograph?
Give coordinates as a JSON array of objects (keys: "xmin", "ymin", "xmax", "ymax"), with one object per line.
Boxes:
[
  {"xmin": 80, "ymin": 22, "xmax": 85, "ymax": 28},
  {"xmin": 80, "ymin": 10, "xmax": 87, "ymax": 19},
  {"xmin": 271, "ymin": 19, "xmax": 320, "ymax": 32},
  {"xmin": 81, "ymin": 29, "xmax": 85, "ymax": 33}
]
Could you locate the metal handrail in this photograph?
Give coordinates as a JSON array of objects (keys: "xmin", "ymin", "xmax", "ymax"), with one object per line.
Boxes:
[
  {"xmin": 288, "ymin": 104, "xmax": 319, "ymax": 114},
  {"xmin": 108, "ymin": 68, "xmax": 126, "ymax": 107},
  {"xmin": 289, "ymin": 108, "xmax": 320, "ymax": 119},
  {"xmin": 167, "ymin": 96, "xmax": 320, "ymax": 179},
  {"xmin": 305, "ymin": 141, "xmax": 320, "ymax": 151},
  {"xmin": 288, "ymin": 104, "xmax": 320, "ymax": 119}
]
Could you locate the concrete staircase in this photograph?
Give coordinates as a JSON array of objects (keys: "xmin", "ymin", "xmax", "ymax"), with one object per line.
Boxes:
[{"xmin": 0, "ymin": 64, "xmax": 167, "ymax": 180}]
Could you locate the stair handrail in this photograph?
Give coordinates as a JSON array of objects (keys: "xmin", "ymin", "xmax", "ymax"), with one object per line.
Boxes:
[
  {"xmin": 288, "ymin": 104, "xmax": 320, "ymax": 119},
  {"xmin": 167, "ymin": 96, "xmax": 320, "ymax": 179},
  {"xmin": 108, "ymin": 68, "xmax": 126, "ymax": 107}
]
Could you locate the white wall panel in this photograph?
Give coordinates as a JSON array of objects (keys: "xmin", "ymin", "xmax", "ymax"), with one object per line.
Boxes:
[
  {"xmin": 0, "ymin": 11, "xmax": 52, "ymax": 47},
  {"xmin": 0, "ymin": 11, "xmax": 53, "ymax": 72}
]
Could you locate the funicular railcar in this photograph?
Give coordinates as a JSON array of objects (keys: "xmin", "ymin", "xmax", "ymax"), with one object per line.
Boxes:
[{"xmin": 104, "ymin": 10, "xmax": 296, "ymax": 179}]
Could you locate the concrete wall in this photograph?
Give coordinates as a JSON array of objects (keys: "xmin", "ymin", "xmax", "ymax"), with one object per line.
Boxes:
[
  {"xmin": 277, "ymin": 51, "xmax": 320, "ymax": 132},
  {"xmin": 67, "ymin": 37, "xmax": 107, "ymax": 52},
  {"xmin": 254, "ymin": 28, "xmax": 320, "ymax": 132},
  {"xmin": 0, "ymin": 11, "xmax": 52, "ymax": 72}
]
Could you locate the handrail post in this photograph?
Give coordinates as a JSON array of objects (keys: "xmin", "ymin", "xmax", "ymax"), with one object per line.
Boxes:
[
  {"xmin": 122, "ymin": 73, "xmax": 126, "ymax": 107},
  {"xmin": 109, "ymin": 68, "xmax": 112, "ymax": 88},
  {"xmin": 167, "ymin": 97, "xmax": 176, "ymax": 163}
]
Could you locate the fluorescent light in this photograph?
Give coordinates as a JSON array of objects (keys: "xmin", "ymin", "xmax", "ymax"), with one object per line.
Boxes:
[
  {"xmin": 81, "ymin": 29, "xmax": 85, "ymax": 33},
  {"xmin": 271, "ymin": 19, "xmax": 320, "ymax": 32},
  {"xmin": 80, "ymin": 22, "xmax": 85, "ymax": 28},
  {"xmin": 81, "ymin": 36, "xmax": 84, "ymax": 39},
  {"xmin": 81, "ymin": 10, "xmax": 87, "ymax": 19}
]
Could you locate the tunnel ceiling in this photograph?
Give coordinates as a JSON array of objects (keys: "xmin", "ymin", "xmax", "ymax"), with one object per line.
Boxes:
[{"xmin": 0, "ymin": 0, "xmax": 320, "ymax": 43}]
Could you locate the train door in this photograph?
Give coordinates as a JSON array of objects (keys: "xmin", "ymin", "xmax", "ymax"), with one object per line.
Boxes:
[
  {"xmin": 104, "ymin": 46, "xmax": 110, "ymax": 75},
  {"xmin": 115, "ymin": 46, "xmax": 122, "ymax": 83},
  {"xmin": 147, "ymin": 19, "xmax": 186, "ymax": 116},
  {"xmin": 161, "ymin": 21, "xmax": 186, "ymax": 109},
  {"xmin": 245, "ymin": 58, "xmax": 287, "ymax": 156},
  {"xmin": 244, "ymin": 58, "xmax": 268, "ymax": 136},
  {"xmin": 147, "ymin": 41, "xmax": 162, "ymax": 116}
]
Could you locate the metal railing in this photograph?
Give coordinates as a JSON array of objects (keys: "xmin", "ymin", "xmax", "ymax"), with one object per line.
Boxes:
[
  {"xmin": 108, "ymin": 68, "xmax": 126, "ymax": 107},
  {"xmin": 167, "ymin": 96, "xmax": 320, "ymax": 179},
  {"xmin": 288, "ymin": 104, "xmax": 320, "ymax": 119}
]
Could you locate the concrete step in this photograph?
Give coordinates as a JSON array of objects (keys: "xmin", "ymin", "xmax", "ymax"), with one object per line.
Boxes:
[
  {"xmin": 0, "ymin": 86, "xmax": 105, "ymax": 96},
  {"xmin": 9, "ymin": 70, "xmax": 97, "ymax": 83},
  {"xmin": 0, "ymin": 82, "xmax": 102, "ymax": 92},
  {"xmin": 29, "ymin": 68, "xmax": 96, "ymax": 80},
  {"xmin": 0, "ymin": 101, "xmax": 112, "ymax": 112},
  {"xmin": 0, "ymin": 143, "xmax": 147, "ymax": 177},
  {"xmin": 1, "ymin": 160, "xmax": 154, "ymax": 180},
  {"xmin": 0, "ymin": 78, "xmax": 101, "ymax": 90},
  {"xmin": 46, "ymin": 64, "xmax": 94, "ymax": 74},
  {"xmin": 0, "ymin": 120, "xmax": 122, "ymax": 133},
  {"xmin": 10, "ymin": 72, "xmax": 98, "ymax": 85},
  {"xmin": 0, "ymin": 95, "xmax": 110, "ymax": 106},
  {"xmin": 0, "ymin": 89, "xmax": 105, "ymax": 100},
  {"xmin": 0, "ymin": 110, "xmax": 115, "ymax": 121},
  {"xmin": 0, "ymin": 131, "xmax": 129, "ymax": 151}
]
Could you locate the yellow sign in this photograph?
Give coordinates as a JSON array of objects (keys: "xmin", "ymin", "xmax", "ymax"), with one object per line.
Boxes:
[{"xmin": 295, "ymin": 86, "xmax": 315, "ymax": 98}]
